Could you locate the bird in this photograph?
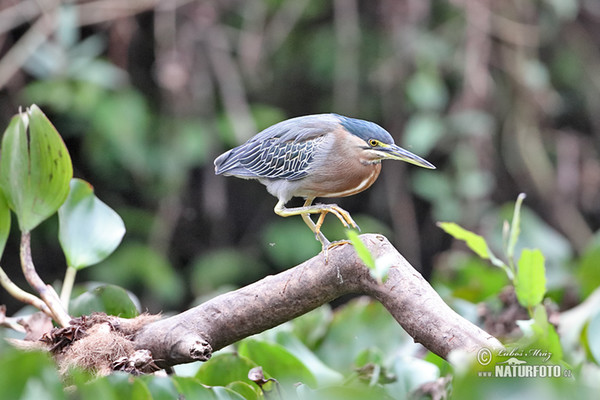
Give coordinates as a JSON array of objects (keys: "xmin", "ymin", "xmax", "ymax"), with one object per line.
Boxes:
[{"xmin": 214, "ymin": 113, "xmax": 435, "ymax": 250}]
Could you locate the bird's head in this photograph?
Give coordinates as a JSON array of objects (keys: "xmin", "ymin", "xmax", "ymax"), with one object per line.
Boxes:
[{"xmin": 336, "ymin": 114, "xmax": 436, "ymax": 169}]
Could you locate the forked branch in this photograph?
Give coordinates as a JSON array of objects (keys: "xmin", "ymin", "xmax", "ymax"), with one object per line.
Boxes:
[{"xmin": 133, "ymin": 234, "xmax": 502, "ymax": 367}]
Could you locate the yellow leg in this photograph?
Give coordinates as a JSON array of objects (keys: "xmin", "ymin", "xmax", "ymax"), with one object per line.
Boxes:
[
  {"xmin": 298, "ymin": 198, "xmax": 330, "ymax": 246},
  {"xmin": 274, "ymin": 198, "xmax": 359, "ymax": 249}
]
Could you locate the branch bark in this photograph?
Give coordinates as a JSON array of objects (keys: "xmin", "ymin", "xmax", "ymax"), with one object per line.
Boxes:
[{"xmin": 133, "ymin": 234, "xmax": 502, "ymax": 367}]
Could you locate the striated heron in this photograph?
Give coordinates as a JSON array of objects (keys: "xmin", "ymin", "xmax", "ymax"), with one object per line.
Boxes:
[{"xmin": 214, "ymin": 113, "xmax": 435, "ymax": 250}]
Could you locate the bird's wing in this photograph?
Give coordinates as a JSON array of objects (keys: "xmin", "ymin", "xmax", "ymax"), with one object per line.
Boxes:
[
  {"xmin": 215, "ymin": 114, "xmax": 339, "ymax": 180},
  {"xmin": 239, "ymin": 135, "xmax": 326, "ymax": 180}
]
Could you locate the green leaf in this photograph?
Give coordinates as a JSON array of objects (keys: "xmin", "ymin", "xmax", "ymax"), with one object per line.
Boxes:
[
  {"xmin": 384, "ymin": 356, "xmax": 440, "ymax": 399},
  {"xmin": 73, "ymin": 372, "xmax": 151, "ymax": 400},
  {"xmin": 195, "ymin": 353, "xmax": 258, "ymax": 387},
  {"xmin": 297, "ymin": 384, "xmax": 391, "ymax": 400},
  {"xmin": 437, "ymin": 222, "xmax": 506, "ymax": 271},
  {"xmin": 273, "ymin": 330, "xmax": 344, "ymax": 387},
  {"xmin": 315, "ymin": 298, "xmax": 412, "ymax": 373},
  {"xmin": 238, "ymin": 339, "xmax": 318, "ymax": 388},
  {"xmin": 171, "ymin": 376, "xmax": 218, "ymax": 399},
  {"xmin": 530, "ymin": 305, "xmax": 563, "ymax": 362},
  {"xmin": 587, "ymin": 311, "xmax": 600, "ymax": 365},
  {"xmin": 139, "ymin": 375, "xmax": 181, "ymax": 400},
  {"xmin": 346, "ymin": 230, "xmax": 394, "ymax": 283},
  {"xmin": 291, "ymin": 305, "xmax": 332, "ymax": 349},
  {"xmin": 577, "ymin": 234, "xmax": 600, "ymax": 298},
  {"xmin": 515, "ymin": 249, "xmax": 546, "ymax": 308},
  {"xmin": 69, "ymin": 284, "xmax": 139, "ymax": 318},
  {"xmin": 212, "ymin": 386, "xmax": 246, "ymax": 400},
  {"xmin": 346, "ymin": 230, "xmax": 375, "ymax": 269},
  {"xmin": 58, "ymin": 178, "xmax": 125, "ymax": 270},
  {"xmin": 0, "ymin": 348, "xmax": 65, "ymax": 400},
  {"xmin": 225, "ymin": 382, "xmax": 260, "ymax": 400},
  {"xmin": 0, "ymin": 105, "xmax": 73, "ymax": 232},
  {"xmin": 507, "ymin": 193, "xmax": 526, "ymax": 261},
  {"xmin": 0, "ymin": 189, "xmax": 11, "ymax": 260},
  {"xmin": 516, "ymin": 305, "xmax": 563, "ymax": 363}
]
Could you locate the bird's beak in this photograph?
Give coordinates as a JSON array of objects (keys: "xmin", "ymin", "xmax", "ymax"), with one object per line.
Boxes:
[{"xmin": 379, "ymin": 143, "xmax": 436, "ymax": 169}]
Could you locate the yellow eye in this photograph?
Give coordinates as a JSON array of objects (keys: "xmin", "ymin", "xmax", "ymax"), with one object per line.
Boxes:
[{"xmin": 369, "ymin": 139, "xmax": 379, "ymax": 147}]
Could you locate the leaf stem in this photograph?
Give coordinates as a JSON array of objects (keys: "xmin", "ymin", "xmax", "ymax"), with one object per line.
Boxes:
[
  {"xmin": 59, "ymin": 266, "xmax": 77, "ymax": 312},
  {"xmin": 506, "ymin": 192, "xmax": 527, "ymax": 276},
  {"xmin": 0, "ymin": 266, "xmax": 52, "ymax": 317},
  {"xmin": 20, "ymin": 231, "xmax": 71, "ymax": 327}
]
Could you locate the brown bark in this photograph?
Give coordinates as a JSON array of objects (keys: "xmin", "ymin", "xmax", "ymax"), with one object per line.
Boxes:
[{"xmin": 133, "ymin": 234, "xmax": 502, "ymax": 367}]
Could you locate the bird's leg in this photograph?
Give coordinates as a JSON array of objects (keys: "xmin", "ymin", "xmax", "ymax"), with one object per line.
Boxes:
[
  {"xmin": 274, "ymin": 198, "xmax": 359, "ymax": 251},
  {"xmin": 275, "ymin": 198, "xmax": 330, "ymax": 247},
  {"xmin": 312, "ymin": 203, "xmax": 359, "ymax": 236},
  {"xmin": 299, "ymin": 198, "xmax": 331, "ymax": 247}
]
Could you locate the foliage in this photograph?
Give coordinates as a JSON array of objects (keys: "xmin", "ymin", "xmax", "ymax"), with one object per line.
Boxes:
[
  {"xmin": 439, "ymin": 194, "xmax": 561, "ymax": 360},
  {"xmin": 59, "ymin": 178, "xmax": 125, "ymax": 271},
  {"xmin": 0, "ymin": 106, "xmax": 131, "ymax": 323},
  {"xmin": 0, "ymin": 105, "xmax": 72, "ymax": 233}
]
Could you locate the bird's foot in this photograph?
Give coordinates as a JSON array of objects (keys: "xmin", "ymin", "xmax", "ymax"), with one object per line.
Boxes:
[{"xmin": 313, "ymin": 204, "xmax": 359, "ymax": 236}]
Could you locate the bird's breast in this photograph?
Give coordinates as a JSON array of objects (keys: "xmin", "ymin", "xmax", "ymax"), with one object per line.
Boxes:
[
  {"xmin": 297, "ymin": 157, "xmax": 382, "ymax": 199},
  {"xmin": 319, "ymin": 162, "xmax": 382, "ymax": 198}
]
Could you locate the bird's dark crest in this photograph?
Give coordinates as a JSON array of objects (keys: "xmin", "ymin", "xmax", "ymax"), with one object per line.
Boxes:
[{"xmin": 334, "ymin": 114, "xmax": 395, "ymax": 145}]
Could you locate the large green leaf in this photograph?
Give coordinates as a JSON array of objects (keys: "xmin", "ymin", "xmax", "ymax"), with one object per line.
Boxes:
[
  {"xmin": 0, "ymin": 347, "xmax": 65, "ymax": 400},
  {"xmin": 72, "ymin": 372, "xmax": 151, "ymax": 400},
  {"xmin": 170, "ymin": 376, "xmax": 216, "ymax": 399},
  {"xmin": 58, "ymin": 178, "xmax": 125, "ymax": 270},
  {"xmin": 315, "ymin": 298, "xmax": 412, "ymax": 373},
  {"xmin": 0, "ymin": 189, "xmax": 11, "ymax": 260},
  {"xmin": 69, "ymin": 284, "xmax": 139, "ymax": 318},
  {"xmin": 587, "ymin": 311, "xmax": 600, "ymax": 365},
  {"xmin": 0, "ymin": 105, "xmax": 72, "ymax": 232},
  {"xmin": 195, "ymin": 352, "xmax": 258, "ymax": 387},
  {"xmin": 384, "ymin": 356, "xmax": 440, "ymax": 399},
  {"xmin": 273, "ymin": 330, "xmax": 344, "ymax": 387},
  {"xmin": 238, "ymin": 339, "xmax": 318, "ymax": 388}
]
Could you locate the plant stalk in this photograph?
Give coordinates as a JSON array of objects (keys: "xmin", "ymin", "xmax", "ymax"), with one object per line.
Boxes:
[
  {"xmin": 0, "ymin": 266, "xmax": 52, "ymax": 316},
  {"xmin": 20, "ymin": 231, "xmax": 71, "ymax": 327},
  {"xmin": 60, "ymin": 266, "xmax": 77, "ymax": 312}
]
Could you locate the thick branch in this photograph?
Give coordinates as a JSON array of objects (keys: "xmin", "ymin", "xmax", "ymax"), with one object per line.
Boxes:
[{"xmin": 133, "ymin": 234, "xmax": 502, "ymax": 367}]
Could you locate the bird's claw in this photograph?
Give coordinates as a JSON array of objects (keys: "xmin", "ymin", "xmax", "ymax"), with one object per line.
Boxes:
[{"xmin": 313, "ymin": 204, "xmax": 359, "ymax": 237}]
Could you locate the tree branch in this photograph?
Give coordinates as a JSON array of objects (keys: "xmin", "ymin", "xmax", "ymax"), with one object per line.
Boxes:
[{"xmin": 133, "ymin": 234, "xmax": 502, "ymax": 367}]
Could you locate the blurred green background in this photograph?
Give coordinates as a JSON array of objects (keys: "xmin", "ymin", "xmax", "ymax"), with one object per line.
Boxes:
[{"xmin": 0, "ymin": 0, "xmax": 598, "ymax": 317}]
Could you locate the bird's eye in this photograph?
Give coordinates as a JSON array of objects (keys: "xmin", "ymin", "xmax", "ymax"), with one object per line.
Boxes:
[{"xmin": 368, "ymin": 139, "xmax": 379, "ymax": 147}]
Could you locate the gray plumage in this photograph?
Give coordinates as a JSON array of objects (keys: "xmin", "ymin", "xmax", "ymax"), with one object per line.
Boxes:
[
  {"xmin": 214, "ymin": 113, "xmax": 394, "ymax": 180},
  {"xmin": 214, "ymin": 114, "xmax": 342, "ymax": 180}
]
